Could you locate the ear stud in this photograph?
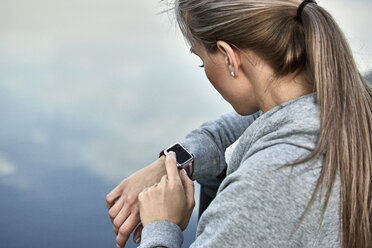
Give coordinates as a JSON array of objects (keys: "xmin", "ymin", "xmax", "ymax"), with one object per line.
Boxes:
[{"xmin": 230, "ymin": 71, "xmax": 235, "ymax": 78}]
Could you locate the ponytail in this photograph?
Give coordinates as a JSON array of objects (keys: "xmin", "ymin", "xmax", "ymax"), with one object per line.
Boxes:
[{"xmin": 301, "ymin": 4, "xmax": 372, "ymax": 247}]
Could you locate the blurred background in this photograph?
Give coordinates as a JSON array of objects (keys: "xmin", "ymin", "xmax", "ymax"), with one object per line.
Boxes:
[{"xmin": 0, "ymin": 0, "xmax": 371, "ymax": 247}]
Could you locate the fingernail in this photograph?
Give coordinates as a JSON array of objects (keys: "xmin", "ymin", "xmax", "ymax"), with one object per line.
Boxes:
[
  {"xmin": 166, "ymin": 152, "xmax": 176, "ymax": 159},
  {"xmin": 182, "ymin": 169, "xmax": 187, "ymax": 175},
  {"xmin": 136, "ymin": 237, "xmax": 141, "ymax": 244}
]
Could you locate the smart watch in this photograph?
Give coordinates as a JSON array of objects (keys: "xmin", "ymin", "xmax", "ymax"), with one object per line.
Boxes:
[{"xmin": 159, "ymin": 143, "xmax": 194, "ymax": 177}]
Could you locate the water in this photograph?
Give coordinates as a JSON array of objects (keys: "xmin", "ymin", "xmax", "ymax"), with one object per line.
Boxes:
[{"xmin": 0, "ymin": 0, "xmax": 370, "ymax": 247}]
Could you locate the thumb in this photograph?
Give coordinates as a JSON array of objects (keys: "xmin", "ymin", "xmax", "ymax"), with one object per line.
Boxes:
[{"xmin": 179, "ymin": 169, "xmax": 194, "ymax": 205}]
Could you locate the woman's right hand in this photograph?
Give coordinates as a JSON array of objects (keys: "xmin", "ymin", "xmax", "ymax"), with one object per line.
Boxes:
[
  {"xmin": 138, "ymin": 152, "xmax": 195, "ymax": 231},
  {"xmin": 106, "ymin": 156, "xmax": 167, "ymax": 247}
]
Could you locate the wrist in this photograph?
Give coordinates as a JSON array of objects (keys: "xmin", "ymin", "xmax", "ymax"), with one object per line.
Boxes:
[
  {"xmin": 159, "ymin": 143, "xmax": 194, "ymax": 178},
  {"xmin": 138, "ymin": 156, "xmax": 166, "ymax": 188},
  {"xmin": 151, "ymin": 156, "xmax": 167, "ymax": 181}
]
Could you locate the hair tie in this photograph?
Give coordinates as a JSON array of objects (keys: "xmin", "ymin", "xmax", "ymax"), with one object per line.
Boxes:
[{"xmin": 297, "ymin": 0, "xmax": 317, "ymax": 23}]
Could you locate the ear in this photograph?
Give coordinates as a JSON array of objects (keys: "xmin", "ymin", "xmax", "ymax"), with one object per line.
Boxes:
[{"xmin": 216, "ymin": 41, "xmax": 241, "ymax": 77}]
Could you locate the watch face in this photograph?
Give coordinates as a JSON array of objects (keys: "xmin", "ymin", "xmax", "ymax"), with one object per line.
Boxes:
[{"xmin": 165, "ymin": 143, "xmax": 193, "ymax": 166}]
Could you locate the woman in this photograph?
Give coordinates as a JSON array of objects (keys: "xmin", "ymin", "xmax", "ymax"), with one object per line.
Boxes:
[{"xmin": 106, "ymin": 0, "xmax": 372, "ymax": 247}]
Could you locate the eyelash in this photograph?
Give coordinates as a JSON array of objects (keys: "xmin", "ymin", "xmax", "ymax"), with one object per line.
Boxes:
[{"xmin": 199, "ymin": 64, "xmax": 204, "ymax": 68}]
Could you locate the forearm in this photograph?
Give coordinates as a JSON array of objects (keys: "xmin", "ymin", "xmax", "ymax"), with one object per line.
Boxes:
[{"xmin": 182, "ymin": 110, "xmax": 261, "ymax": 179}]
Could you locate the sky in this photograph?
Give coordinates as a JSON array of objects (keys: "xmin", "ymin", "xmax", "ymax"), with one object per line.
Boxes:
[
  {"xmin": 0, "ymin": 1, "xmax": 371, "ymax": 247},
  {"xmin": 0, "ymin": 0, "xmax": 371, "ymax": 184}
]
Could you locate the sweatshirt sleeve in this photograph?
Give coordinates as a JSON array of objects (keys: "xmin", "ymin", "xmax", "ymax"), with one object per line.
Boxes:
[
  {"xmin": 181, "ymin": 111, "xmax": 261, "ymax": 180},
  {"xmin": 139, "ymin": 221, "xmax": 183, "ymax": 248}
]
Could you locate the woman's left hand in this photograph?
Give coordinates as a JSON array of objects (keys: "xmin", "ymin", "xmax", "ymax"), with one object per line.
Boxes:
[{"xmin": 138, "ymin": 152, "xmax": 195, "ymax": 231}]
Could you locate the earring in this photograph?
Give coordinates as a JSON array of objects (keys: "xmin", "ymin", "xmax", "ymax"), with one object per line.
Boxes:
[{"xmin": 230, "ymin": 71, "xmax": 235, "ymax": 78}]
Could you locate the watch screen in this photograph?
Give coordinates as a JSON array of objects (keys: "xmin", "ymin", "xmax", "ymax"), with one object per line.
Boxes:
[{"xmin": 166, "ymin": 144, "xmax": 192, "ymax": 165}]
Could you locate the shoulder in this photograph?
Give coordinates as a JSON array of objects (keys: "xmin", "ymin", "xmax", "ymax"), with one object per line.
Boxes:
[
  {"xmin": 210, "ymin": 145, "xmax": 338, "ymax": 246},
  {"xmin": 223, "ymin": 143, "xmax": 322, "ymax": 202},
  {"xmin": 228, "ymin": 94, "xmax": 320, "ymax": 173}
]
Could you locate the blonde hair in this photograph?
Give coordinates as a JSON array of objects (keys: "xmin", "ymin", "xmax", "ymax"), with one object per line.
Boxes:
[{"xmin": 173, "ymin": 0, "xmax": 372, "ymax": 246}]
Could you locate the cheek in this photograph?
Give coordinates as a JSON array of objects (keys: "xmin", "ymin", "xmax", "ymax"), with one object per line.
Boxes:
[
  {"xmin": 204, "ymin": 64, "xmax": 224, "ymax": 92},
  {"xmin": 205, "ymin": 70, "xmax": 216, "ymax": 86},
  {"xmin": 205, "ymin": 66, "xmax": 259, "ymax": 115}
]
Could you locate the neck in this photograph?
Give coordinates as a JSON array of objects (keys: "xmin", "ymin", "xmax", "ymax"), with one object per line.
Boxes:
[
  {"xmin": 242, "ymin": 57, "xmax": 313, "ymax": 112},
  {"xmin": 261, "ymin": 72, "xmax": 313, "ymax": 112}
]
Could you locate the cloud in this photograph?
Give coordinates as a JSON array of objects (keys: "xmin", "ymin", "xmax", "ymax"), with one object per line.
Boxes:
[
  {"xmin": 0, "ymin": 153, "xmax": 16, "ymax": 177},
  {"xmin": 320, "ymin": 0, "xmax": 372, "ymax": 72},
  {"xmin": 0, "ymin": 0, "xmax": 370, "ymax": 184}
]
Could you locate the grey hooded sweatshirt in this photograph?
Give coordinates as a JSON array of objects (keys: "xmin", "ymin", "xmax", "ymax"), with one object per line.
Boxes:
[{"xmin": 139, "ymin": 94, "xmax": 340, "ymax": 247}]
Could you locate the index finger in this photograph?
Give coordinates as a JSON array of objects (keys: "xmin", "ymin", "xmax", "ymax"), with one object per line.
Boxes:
[{"xmin": 165, "ymin": 152, "xmax": 180, "ymax": 182}]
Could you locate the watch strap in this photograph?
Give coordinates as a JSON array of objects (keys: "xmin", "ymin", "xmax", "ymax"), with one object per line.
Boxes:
[
  {"xmin": 183, "ymin": 162, "xmax": 193, "ymax": 178},
  {"xmin": 159, "ymin": 149, "xmax": 165, "ymax": 158}
]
